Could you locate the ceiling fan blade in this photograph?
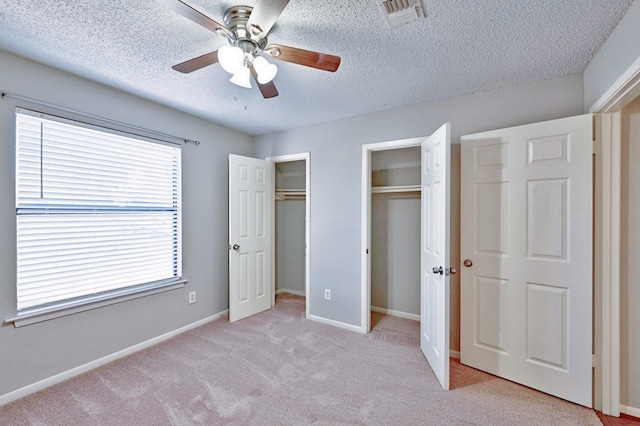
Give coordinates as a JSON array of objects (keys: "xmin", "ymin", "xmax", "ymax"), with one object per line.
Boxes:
[
  {"xmin": 266, "ymin": 44, "xmax": 341, "ymax": 72},
  {"xmin": 159, "ymin": 0, "xmax": 229, "ymax": 35},
  {"xmin": 257, "ymin": 80, "xmax": 279, "ymax": 99},
  {"xmin": 246, "ymin": 0, "xmax": 290, "ymax": 37},
  {"xmin": 172, "ymin": 51, "xmax": 219, "ymax": 73},
  {"xmin": 249, "ymin": 64, "xmax": 279, "ymax": 98}
]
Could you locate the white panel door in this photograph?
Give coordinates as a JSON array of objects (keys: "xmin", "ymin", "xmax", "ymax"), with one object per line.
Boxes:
[
  {"xmin": 421, "ymin": 123, "xmax": 451, "ymax": 390},
  {"xmin": 229, "ymin": 154, "xmax": 273, "ymax": 323},
  {"xmin": 460, "ymin": 115, "xmax": 592, "ymax": 406}
]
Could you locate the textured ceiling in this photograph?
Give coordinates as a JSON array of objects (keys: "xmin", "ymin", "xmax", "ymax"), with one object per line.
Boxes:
[{"xmin": 0, "ymin": 0, "xmax": 633, "ymax": 135}]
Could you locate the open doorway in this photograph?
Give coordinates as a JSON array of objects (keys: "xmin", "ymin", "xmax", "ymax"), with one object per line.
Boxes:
[
  {"xmin": 361, "ymin": 127, "xmax": 452, "ymax": 390},
  {"xmin": 360, "ymin": 137, "xmax": 425, "ymax": 333},
  {"xmin": 369, "ymin": 146, "xmax": 422, "ymax": 345},
  {"xmin": 268, "ymin": 153, "xmax": 310, "ymax": 318},
  {"xmin": 370, "ymin": 147, "xmax": 421, "ymax": 325},
  {"xmin": 591, "ymin": 58, "xmax": 640, "ymax": 416}
]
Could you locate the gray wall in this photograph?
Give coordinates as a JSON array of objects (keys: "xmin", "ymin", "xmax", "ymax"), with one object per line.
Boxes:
[
  {"xmin": 583, "ymin": 0, "xmax": 640, "ymax": 111},
  {"xmin": 254, "ymin": 74, "xmax": 585, "ymax": 350},
  {"xmin": 371, "ymin": 193, "xmax": 421, "ymax": 315},
  {"xmin": 0, "ymin": 50, "xmax": 253, "ymax": 397},
  {"xmin": 621, "ymin": 95, "xmax": 640, "ymax": 410},
  {"xmin": 276, "ymin": 200, "xmax": 306, "ymax": 294}
]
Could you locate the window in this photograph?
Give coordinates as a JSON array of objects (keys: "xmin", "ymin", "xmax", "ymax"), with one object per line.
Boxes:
[{"xmin": 15, "ymin": 109, "xmax": 182, "ymax": 314}]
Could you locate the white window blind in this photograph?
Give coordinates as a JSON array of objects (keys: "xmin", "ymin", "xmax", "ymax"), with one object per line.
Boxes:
[{"xmin": 15, "ymin": 109, "xmax": 182, "ymax": 313}]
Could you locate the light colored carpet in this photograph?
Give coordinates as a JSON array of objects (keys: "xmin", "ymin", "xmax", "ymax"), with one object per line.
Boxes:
[{"xmin": 0, "ymin": 294, "xmax": 601, "ymax": 425}]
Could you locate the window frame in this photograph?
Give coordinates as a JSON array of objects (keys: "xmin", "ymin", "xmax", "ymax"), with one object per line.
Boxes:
[{"xmin": 7, "ymin": 108, "xmax": 185, "ymax": 326}]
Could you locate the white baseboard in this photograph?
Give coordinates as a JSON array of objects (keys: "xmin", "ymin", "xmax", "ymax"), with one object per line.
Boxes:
[
  {"xmin": 621, "ymin": 404, "xmax": 640, "ymax": 419},
  {"xmin": 0, "ymin": 310, "xmax": 227, "ymax": 407},
  {"xmin": 371, "ymin": 306, "xmax": 420, "ymax": 321},
  {"xmin": 275, "ymin": 288, "xmax": 306, "ymax": 297},
  {"xmin": 450, "ymin": 350, "xmax": 461, "ymax": 359},
  {"xmin": 308, "ymin": 314, "xmax": 364, "ymax": 334}
]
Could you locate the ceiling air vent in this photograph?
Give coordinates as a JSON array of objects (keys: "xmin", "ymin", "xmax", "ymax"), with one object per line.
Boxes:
[{"xmin": 377, "ymin": 0, "xmax": 424, "ymax": 28}]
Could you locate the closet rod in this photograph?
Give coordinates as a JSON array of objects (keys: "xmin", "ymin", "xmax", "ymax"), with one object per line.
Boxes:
[
  {"xmin": 276, "ymin": 189, "xmax": 306, "ymax": 193},
  {"xmin": 1, "ymin": 91, "xmax": 200, "ymax": 146},
  {"xmin": 371, "ymin": 185, "xmax": 421, "ymax": 194},
  {"xmin": 275, "ymin": 189, "xmax": 306, "ymax": 201},
  {"xmin": 275, "ymin": 196, "xmax": 306, "ymax": 201}
]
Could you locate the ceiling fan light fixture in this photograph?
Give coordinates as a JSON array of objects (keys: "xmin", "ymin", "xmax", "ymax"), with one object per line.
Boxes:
[
  {"xmin": 253, "ymin": 56, "xmax": 278, "ymax": 84},
  {"xmin": 218, "ymin": 45, "xmax": 244, "ymax": 74},
  {"xmin": 163, "ymin": 1, "xmax": 341, "ymax": 99},
  {"xmin": 229, "ymin": 67, "xmax": 252, "ymax": 88}
]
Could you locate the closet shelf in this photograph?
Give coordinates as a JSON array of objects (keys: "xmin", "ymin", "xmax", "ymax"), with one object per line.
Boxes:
[
  {"xmin": 275, "ymin": 189, "xmax": 306, "ymax": 201},
  {"xmin": 371, "ymin": 185, "xmax": 421, "ymax": 194}
]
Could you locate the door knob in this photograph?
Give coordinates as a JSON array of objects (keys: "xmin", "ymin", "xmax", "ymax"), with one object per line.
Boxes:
[
  {"xmin": 432, "ymin": 266, "xmax": 443, "ymax": 275},
  {"xmin": 463, "ymin": 259, "xmax": 473, "ymax": 267},
  {"xmin": 232, "ymin": 244, "xmax": 240, "ymax": 251}
]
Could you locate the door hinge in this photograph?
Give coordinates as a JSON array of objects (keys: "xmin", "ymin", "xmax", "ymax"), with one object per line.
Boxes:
[{"xmin": 592, "ymin": 353, "xmax": 598, "ymax": 368}]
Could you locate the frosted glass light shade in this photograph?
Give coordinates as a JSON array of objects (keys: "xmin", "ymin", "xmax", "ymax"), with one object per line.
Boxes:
[
  {"xmin": 253, "ymin": 56, "xmax": 278, "ymax": 84},
  {"xmin": 218, "ymin": 45, "xmax": 244, "ymax": 74},
  {"xmin": 229, "ymin": 67, "xmax": 252, "ymax": 88}
]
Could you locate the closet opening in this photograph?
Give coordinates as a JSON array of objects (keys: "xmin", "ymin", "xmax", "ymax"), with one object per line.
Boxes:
[
  {"xmin": 361, "ymin": 137, "xmax": 424, "ymax": 334},
  {"xmin": 370, "ymin": 146, "xmax": 421, "ymax": 327},
  {"xmin": 268, "ymin": 154, "xmax": 310, "ymax": 317}
]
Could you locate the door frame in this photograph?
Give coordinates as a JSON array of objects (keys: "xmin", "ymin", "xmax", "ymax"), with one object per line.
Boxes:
[
  {"xmin": 590, "ymin": 55, "xmax": 640, "ymax": 416},
  {"xmin": 266, "ymin": 152, "xmax": 311, "ymax": 319},
  {"xmin": 360, "ymin": 137, "xmax": 426, "ymax": 333}
]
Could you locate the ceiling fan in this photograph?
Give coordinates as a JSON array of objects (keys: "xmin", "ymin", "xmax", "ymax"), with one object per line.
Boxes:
[{"xmin": 159, "ymin": 0, "xmax": 341, "ymax": 98}]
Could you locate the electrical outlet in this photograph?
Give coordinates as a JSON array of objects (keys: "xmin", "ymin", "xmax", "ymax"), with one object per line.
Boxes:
[
  {"xmin": 324, "ymin": 289, "xmax": 331, "ymax": 300},
  {"xmin": 188, "ymin": 291, "xmax": 196, "ymax": 304}
]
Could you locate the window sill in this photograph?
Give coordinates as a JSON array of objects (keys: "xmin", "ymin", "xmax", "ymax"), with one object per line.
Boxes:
[{"xmin": 4, "ymin": 279, "xmax": 187, "ymax": 328}]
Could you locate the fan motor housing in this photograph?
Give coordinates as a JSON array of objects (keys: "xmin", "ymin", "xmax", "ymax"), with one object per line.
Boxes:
[{"xmin": 223, "ymin": 5, "xmax": 267, "ymax": 52}]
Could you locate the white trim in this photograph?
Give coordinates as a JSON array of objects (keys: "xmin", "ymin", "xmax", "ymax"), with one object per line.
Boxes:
[
  {"xmin": 361, "ymin": 136, "xmax": 427, "ymax": 334},
  {"xmin": 589, "ymin": 54, "xmax": 640, "ymax": 417},
  {"xmin": 266, "ymin": 153, "xmax": 311, "ymax": 320},
  {"xmin": 0, "ymin": 311, "xmax": 225, "ymax": 407},
  {"xmin": 308, "ymin": 314, "xmax": 364, "ymax": 334},
  {"xmin": 361, "ymin": 146, "xmax": 371, "ymax": 333},
  {"xmin": 5, "ymin": 281, "xmax": 186, "ymax": 327},
  {"xmin": 275, "ymin": 288, "xmax": 306, "ymax": 297},
  {"xmin": 595, "ymin": 112, "xmax": 622, "ymax": 416},
  {"xmin": 621, "ymin": 405, "xmax": 640, "ymax": 419},
  {"xmin": 590, "ymin": 56, "xmax": 640, "ymax": 114},
  {"xmin": 362, "ymin": 137, "xmax": 427, "ymax": 151},
  {"xmin": 371, "ymin": 306, "xmax": 420, "ymax": 321},
  {"xmin": 450, "ymin": 350, "xmax": 461, "ymax": 359}
]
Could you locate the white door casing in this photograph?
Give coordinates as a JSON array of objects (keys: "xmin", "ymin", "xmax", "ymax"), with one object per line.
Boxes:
[
  {"xmin": 420, "ymin": 123, "xmax": 451, "ymax": 390},
  {"xmin": 229, "ymin": 154, "xmax": 273, "ymax": 323},
  {"xmin": 460, "ymin": 115, "xmax": 593, "ymax": 406}
]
